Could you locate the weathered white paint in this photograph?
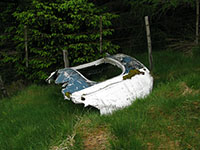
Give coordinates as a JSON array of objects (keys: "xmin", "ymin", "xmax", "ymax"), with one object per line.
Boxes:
[
  {"xmin": 69, "ymin": 68, "xmax": 153, "ymax": 115},
  {"xmin": 46, "ymin": 54, "xmax": 154, "ymax": 115}
]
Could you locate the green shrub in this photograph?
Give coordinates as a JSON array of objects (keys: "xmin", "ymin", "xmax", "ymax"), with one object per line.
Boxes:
[{"xmin": 1, "ymin": 0, "xmax": 119, "ymax": 82}]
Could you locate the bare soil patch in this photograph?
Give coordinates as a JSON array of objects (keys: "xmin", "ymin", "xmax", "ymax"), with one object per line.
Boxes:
[{"xmin": 76, "ymin": 119, "xmax": 112, "ymax": 150}]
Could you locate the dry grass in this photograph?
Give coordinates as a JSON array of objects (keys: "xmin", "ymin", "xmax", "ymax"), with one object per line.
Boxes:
[
  {"xmin": 146, "ymin": 133, "xmax": 180, "ymax": 150},
  {"xmin": 167, "ymin": 38, "xmax": 195, "ymax": 55},
  {"xmin": 50, "ymin": 117, "xmax": 113, "ymax": 150},
  {"xmin": 83, "ymin": 126, "xmax": 111, "ymax": 150},
  {"xmin": 76, "ymin": 118, "xmax": 113, "ymax": 150},
  {"xmin": 179, "ymin": 82, "xmax": 199, "ymax": 96}
]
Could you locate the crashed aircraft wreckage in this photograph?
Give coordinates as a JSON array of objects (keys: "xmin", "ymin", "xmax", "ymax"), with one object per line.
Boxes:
[{"xmin": 46, "ymin": 54, "xmax": 153, "ymax": 115}]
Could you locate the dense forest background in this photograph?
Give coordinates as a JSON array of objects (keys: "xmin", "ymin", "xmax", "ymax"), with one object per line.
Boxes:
[{"xmin": 0, "ymin": 0, "xmax": 197, "ymax": 83}]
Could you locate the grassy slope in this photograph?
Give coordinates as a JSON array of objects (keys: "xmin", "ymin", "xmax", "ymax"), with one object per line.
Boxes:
[
  {"xmin": 0, "ymin": 85, "xmax": 93, "ymax": 150},
  {"xmin": 99, "ymin": 49, "xmax": 200, "ymax": 150},
  {"xmin": 0, "ymin": 49, "xmax": 200, "ymax": 150}
]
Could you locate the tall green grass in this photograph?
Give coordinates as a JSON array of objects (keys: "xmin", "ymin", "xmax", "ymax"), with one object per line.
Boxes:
[
  {"xmin": 0, "ymin": 49, "xmax": 200, "ymax": 149},
  {"xmin": 0, "ymin": 85, "xmax": 96, "ymax": 150},
  {"xmin": 97, "ymin": 81, "xmax": 200, "ymax": 149},
  {"xmin": 94, "ymin": 49, "xmax": 200, "ymax": 149}
]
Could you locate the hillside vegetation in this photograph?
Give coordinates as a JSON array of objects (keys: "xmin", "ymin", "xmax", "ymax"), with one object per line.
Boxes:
[
  {"xmin": 0, "ymin": 0, "xmax": 196, "ymax": 83},
  {"xmin": 0, "ymin": 49, "xmax": 200, "ymax": 150}
]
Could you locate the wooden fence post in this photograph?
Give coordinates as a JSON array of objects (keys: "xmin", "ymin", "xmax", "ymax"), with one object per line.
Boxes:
[
  {"xmin": 63, "ymin": 50, "xmax": 69, "ymax": 68},
  {"xmin": 145, "ymin": 16, "xmax": 153, "ymax": 71},
  {"xmin": 24, "ymin": 25, "xmax": 28, "ymax": 68},
  {"xmin": 100, "ymin": 15, "xmax": 103, "ymax": 53},
  {"xmin": 196, "ymin": 0, "xmax": 199, "ymax": 45}
]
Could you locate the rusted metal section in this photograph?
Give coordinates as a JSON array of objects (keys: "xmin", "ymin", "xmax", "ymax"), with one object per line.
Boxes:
[{"xmin": 47, "ymin": 54, "xmax": 153, "ymax": 115}]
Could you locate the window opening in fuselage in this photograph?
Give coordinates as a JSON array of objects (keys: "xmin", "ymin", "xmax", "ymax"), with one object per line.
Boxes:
[{"xmin": 77, "ymin": 63, "xmax": 122, "ymax": 82}]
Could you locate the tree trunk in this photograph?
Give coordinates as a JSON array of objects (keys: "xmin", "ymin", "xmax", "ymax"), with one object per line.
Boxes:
[
  {"xmin": 196, "ymin": 0, "xmax": 199, "ymax": 45},
  {"xmin": 100, "ymin": 15, "xmax": 103, "ymax": 53},
  {"xmin": 24, "ymin": 25, "xmax": 28, "ymax": 67},
  {"xmin": 63, "ymin": 50, "xmax": 69, "ymax": 68},
  {"xmin": 0, "ymin": 76, "xmax": 8, "ymax": 98}
]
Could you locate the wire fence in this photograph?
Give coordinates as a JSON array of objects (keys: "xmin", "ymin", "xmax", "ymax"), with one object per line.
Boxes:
[{"xmin": 1, "ymin": 11, "xmax": 196, "ymax": 62}]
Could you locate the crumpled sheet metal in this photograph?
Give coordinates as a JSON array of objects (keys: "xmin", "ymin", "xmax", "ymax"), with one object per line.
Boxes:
[
  {"xmin": 47, "ymin": 54, "xmax": 153, "ymax": 115},
  {"xmin": 70, "ymin": 68, "xmax": 153, "ymax": 115}
]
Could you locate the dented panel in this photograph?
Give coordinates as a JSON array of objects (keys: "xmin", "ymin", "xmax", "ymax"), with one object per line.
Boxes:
[{"xmin": 47, "ymin": 54, "xmax": 153, "ymax": 115}]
